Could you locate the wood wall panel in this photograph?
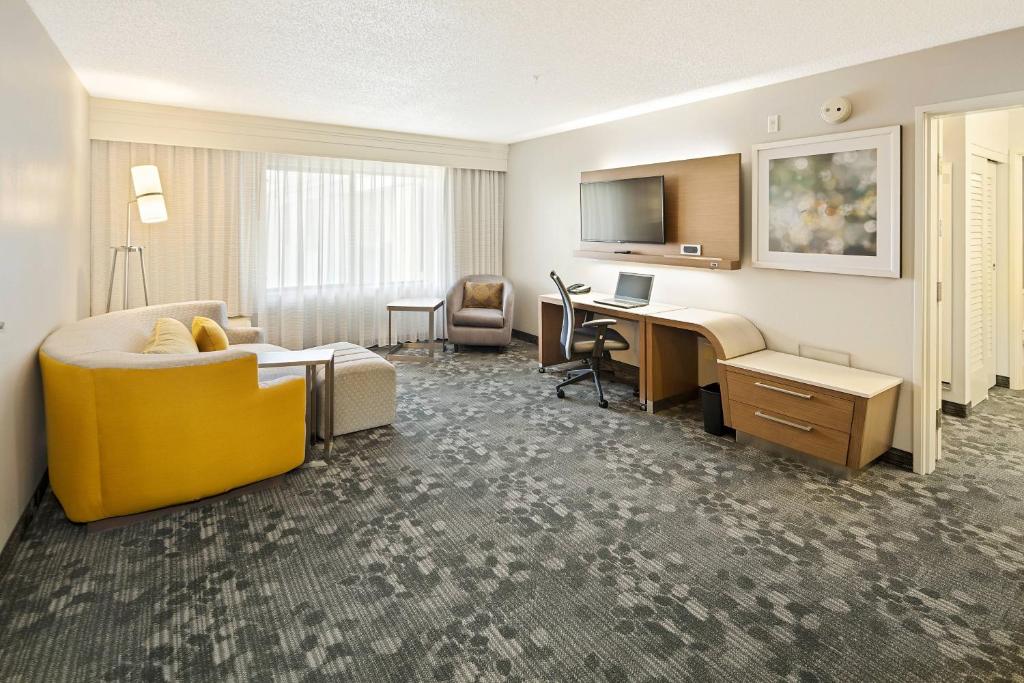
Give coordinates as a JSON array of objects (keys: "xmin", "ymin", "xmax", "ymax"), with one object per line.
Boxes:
[{"xmin": 578, "ymin": 153, "xmax": 741, "ymax": 268}]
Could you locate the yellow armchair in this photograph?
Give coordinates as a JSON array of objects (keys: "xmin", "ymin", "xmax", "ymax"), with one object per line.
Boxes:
[{"xmin": 39, "ymin": 301, "xmax": 306, "ymax": 523}]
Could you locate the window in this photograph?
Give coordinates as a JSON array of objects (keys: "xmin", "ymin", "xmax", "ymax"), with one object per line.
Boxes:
[{"xmin": 262, "ymin": 157, "xmax": 447, "ymax": 290}]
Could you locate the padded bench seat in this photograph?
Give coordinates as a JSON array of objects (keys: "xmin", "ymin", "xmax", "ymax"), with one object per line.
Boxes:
[{"xmin": 310, "ymin": 342, "xmax": 396, "ymax": 437}]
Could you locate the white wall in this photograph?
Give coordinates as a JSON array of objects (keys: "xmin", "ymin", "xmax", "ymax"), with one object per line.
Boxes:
[
  {"xmin": 506, "ymin": 28, "xmax": 1024, "ymax": 452},
  {"xmin": 966, "ymin": 109, "xmax": 1011, "ymax": 160},
  {"xmin": 0, "ymin": 0, "xmax": 90, "ymax": 548},
  {"xmin": 1012, "ymin": 109, "xmax": 1024, "ymax": 151}
]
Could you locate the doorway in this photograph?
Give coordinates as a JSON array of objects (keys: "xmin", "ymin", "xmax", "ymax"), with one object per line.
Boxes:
[{"xmin": 916, "ymin": 94, "xmax": 1024, "ymax": 474}]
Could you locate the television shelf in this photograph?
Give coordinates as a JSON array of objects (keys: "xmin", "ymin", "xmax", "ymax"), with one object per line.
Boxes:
[
  {"xmin": 577, "ymin": 153, "xmax": 741, "ymax": 271},
  {"xmin": 573, "ymin": 249, "xmax": 740, "ymax": 270}
]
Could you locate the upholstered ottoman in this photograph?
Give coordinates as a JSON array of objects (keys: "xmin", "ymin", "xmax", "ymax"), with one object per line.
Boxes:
[{"xmin": 310, "ymin": 342, "xmax": 396, "ymax": 437}]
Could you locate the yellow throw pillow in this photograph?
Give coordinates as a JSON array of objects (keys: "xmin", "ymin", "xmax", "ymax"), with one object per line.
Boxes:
[
  {"xmin": 142, "ymin": 318, "xmax": 200, "ymax": 355},
  {"xmin": 191, "ymin": 316, "xmax": 230, "ymax": 352},
  {"xmin": 463, "ymin": 281, "xmax": 504, "ymax": 310}
]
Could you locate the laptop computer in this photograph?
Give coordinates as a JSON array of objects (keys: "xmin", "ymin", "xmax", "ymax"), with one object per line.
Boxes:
[{"xmin": 594, "ymin": 272, "xmax": 654, "ymax": 309}]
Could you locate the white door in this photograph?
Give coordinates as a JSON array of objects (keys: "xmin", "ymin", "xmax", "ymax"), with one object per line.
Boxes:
[{"xmin": 967, "ymin": 154, "xmax": 997, "ymax": 404}]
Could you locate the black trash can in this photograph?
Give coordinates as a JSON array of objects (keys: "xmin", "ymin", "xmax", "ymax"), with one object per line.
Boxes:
[{"xmin": 700, "ymin": 383, "xmax": 726, "ymax": 436}]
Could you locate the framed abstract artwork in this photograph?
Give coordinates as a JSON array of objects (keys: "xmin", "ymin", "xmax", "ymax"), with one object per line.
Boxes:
[{"xmin": 752, "ymin": 126, "xmax": 901, "ymax": 278}]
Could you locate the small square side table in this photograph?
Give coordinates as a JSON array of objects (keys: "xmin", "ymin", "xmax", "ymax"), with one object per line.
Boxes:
[
  {"xmin": 256, "ymin": 349, "xmax": 335, "ymax": 458},
  {"xmin": 386, "ymin": 297, "xmax": 446, "ymax": 362}
]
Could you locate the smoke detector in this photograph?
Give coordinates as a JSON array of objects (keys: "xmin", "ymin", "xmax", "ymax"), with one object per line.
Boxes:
[{"xmin": 820, "ymin": 97, "xmax": 852, "ymax": 124}]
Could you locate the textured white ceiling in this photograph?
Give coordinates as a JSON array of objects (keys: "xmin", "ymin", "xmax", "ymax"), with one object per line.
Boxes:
[{"xmin": 26, "ymin": 0, "xmax": 1024, "ymax": 143}]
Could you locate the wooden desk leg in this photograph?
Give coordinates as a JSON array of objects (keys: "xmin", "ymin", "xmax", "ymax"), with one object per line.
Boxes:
[
  {"xmin": 645, "ymin": 321, "xmax": 699, "ymax": 413},
  {"xmin": 637, "ymin": 316, "xmax": 648, "ymax": 410},
  {"xmin": 538, "ymin": 300, "xmax": 569, "ymax": 369}
]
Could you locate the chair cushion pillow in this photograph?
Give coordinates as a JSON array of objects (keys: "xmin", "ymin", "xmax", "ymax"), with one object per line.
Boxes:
[
  {"xmin": 463, "ymin": 281, "xmax": 503, "ymax": 309},
  {"xmin": 191, "ymin": 316, "xmax": 230, "ymax": 352},
  {"xmin": 452, "ymin": 307, "xmax": 505, "ymax": 329},
  {"xmin": 142, "ymin": 318, "xmax": 200, "ymax": 354},
  {"xmin": 570, "ymin": 326, "xmax": 629, "ymax": 354}
]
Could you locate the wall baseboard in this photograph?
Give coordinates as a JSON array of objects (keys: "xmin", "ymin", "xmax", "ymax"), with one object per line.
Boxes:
[
  {"xmin": 0, "ymin": 472, "xmax": 49, "ymax": 578},
  {"xmin": 511, "ymin": 328, "xmax": 537, "ymax": 344},
  {"xmin": 879, "ymin": 448, "xmax": 913, "ymax": 472},
  {"xmin": 942, "ymin": 400, "xmax": 971, "ymax": 418}
]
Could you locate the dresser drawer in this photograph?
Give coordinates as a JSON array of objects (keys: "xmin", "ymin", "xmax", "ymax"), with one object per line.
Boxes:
[
  {"xmin": 726, "ymin": 369, "xmax": 854, "ymax": 433},
  {"xmin": 729, "ymin": 401, "xmax": 850, "ymax": 465}
]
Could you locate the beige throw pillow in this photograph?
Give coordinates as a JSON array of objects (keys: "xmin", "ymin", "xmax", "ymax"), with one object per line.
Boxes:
[
  {"xmin": 143, "ymin": 318, "xmax": 200, "ymax": 354},
  {"xmin": 463, "ymin": 281, "xmax": 503, "ymax": 309}
]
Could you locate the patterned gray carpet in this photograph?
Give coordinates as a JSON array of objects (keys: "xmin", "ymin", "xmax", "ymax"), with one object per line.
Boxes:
[{"xmin": 1, "ymin": 340, "xmax": 1023, "ymax": 682}]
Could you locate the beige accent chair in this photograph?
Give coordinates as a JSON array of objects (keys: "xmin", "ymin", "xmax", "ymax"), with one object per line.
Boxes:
[{"xmin": 446, "ymin": 275, "xmax": 515, "ymax": 349}]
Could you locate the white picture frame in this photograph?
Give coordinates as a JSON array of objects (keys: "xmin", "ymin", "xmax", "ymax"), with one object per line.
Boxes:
[{"xmin": 752, "ymin": 125, "xmax": 901, "ymax": 278}]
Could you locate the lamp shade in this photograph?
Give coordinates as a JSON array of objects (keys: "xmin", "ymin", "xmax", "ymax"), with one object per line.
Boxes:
[
  {"xmin": 130, "ymin": 165, "xmax": 163, "ymax": 196},
  {"xmin": 136, "ymin": 193, "xmax": 168, "ymax": 224}
]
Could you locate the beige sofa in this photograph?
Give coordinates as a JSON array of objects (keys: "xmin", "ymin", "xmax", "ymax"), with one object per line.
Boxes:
[{"xmin": 39, "ymin": 301, "xmax": 306, "ymax": 522}]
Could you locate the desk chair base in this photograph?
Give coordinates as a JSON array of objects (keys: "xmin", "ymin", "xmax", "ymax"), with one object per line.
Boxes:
[{"xmin": 555, "ymin": 359, "xmax": 609, "ymax": 409}]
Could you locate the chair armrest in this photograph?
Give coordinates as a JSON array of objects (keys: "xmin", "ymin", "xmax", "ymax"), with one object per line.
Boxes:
[
  {"xmin": 225, "ymin": 326, "xmax": 266, "ymax": 344},
  {"xmin": 582, "ymin": 318, "xmax": 618, "ymax": 328}
]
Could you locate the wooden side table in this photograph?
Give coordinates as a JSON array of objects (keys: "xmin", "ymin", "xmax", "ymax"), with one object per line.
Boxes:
[
  {"xmin": 256, "ymin": 349, "xmax": 335, "ymax": 458},
  {"xmin": 386, "ymin": 297, "xmax": 446, "ymax": 361}
]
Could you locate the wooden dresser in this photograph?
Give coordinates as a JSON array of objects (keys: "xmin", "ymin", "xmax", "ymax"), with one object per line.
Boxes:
[{"xmin": 719, "ymin": 351, "xmax": 902, "ymax": 469}]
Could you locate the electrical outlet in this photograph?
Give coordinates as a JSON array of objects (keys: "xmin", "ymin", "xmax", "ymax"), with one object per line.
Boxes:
[{"xmin": 768, "ymin": 114, "xmax": 780, "ymax": 133}]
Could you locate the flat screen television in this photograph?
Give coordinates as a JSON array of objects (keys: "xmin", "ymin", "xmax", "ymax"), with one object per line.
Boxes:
[{"xmin": 580, "ymin": 175, "xmax": 665, "ymax": 244}]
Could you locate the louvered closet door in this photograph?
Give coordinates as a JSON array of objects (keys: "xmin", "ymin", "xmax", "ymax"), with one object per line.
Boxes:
[{"xmin": 967, "ymin": 154, "xmax": 997, "ymax": 404}]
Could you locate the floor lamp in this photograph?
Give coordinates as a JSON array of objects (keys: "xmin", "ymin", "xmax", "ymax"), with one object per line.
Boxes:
[{"xmin": 106, "ymin": 165, "xmax": 168, "ymax": 312}]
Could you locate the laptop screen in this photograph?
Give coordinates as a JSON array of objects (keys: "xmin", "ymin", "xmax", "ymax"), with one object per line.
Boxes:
[{"xmin": 615, "ymin": 272, "xmax": 653, "ymax": 302}]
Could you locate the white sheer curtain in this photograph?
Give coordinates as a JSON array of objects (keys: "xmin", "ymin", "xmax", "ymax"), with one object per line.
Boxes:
[
  {"xmin": 90, "ymin": 141, "xmax": 254, "ymax": 315},
  {"xmin": 91, "ymin": 142, "xmax": 505, "ymax": 348},
  {"xmin": 252, "ymin": 155, "xmax": 451, "ymax": 349},
  {"xmin": 446, "ymin": 168, "xmax": 504, "ymax": 277}
]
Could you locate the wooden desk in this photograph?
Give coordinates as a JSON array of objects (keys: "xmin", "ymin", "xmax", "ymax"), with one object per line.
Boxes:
[
  {"xmin": 539, "ymin": 297, "xmax": 901, "ymax": 469},
  {"xmin": 644, "ymin": 308, "xmax": 767, "ymax": 414},
  {"xmin": 537, "ymin": 292, "xmax": 683, "ymax": 408}
]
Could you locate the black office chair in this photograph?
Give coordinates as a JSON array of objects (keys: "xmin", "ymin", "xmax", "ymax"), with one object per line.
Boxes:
[{"xmin": 550, "ymin": 271, "xmax": 630, "ymax": 408}]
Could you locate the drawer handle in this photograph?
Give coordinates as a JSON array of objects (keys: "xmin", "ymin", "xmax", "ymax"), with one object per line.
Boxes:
[
  {"xmin": 754, "ymin": 381, "xmax": 813, "ymax": 400},
  {"xmin": 755, "ymin": 410, "xmax": 813, "ymax": 432}
]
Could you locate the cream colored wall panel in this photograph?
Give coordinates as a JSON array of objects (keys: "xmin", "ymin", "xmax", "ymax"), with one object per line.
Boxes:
[
  {"xmin": 505, "ymin": 28, "xmax": 1024, "ymax": 452},
  {"xmin": 0, "ymin": 0, "xmax": 90, "ymax": 548}
]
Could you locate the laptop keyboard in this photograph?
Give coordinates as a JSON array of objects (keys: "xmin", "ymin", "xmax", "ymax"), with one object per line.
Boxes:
[{"xmin": 595, "ymin": 298, "xmax": 644, "ymax": 309}]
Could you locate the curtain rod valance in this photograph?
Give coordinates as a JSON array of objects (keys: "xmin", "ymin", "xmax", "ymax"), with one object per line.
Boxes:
[{"xmin": 90, "ymin": 98, "xmax": 509, "ymax": 172}]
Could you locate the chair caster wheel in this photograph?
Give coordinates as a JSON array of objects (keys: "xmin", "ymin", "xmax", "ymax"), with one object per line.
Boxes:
[
  {"xmin": 538, "ymin": 367, "xmax": 546, "ymax": 373},
  {"xmin": 599, "ymin": 399, "xmax": 608, "ymax": 409},
  {"xmin": 556, "ymin": 389, "xmax": 565, "ymax": 399}
]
